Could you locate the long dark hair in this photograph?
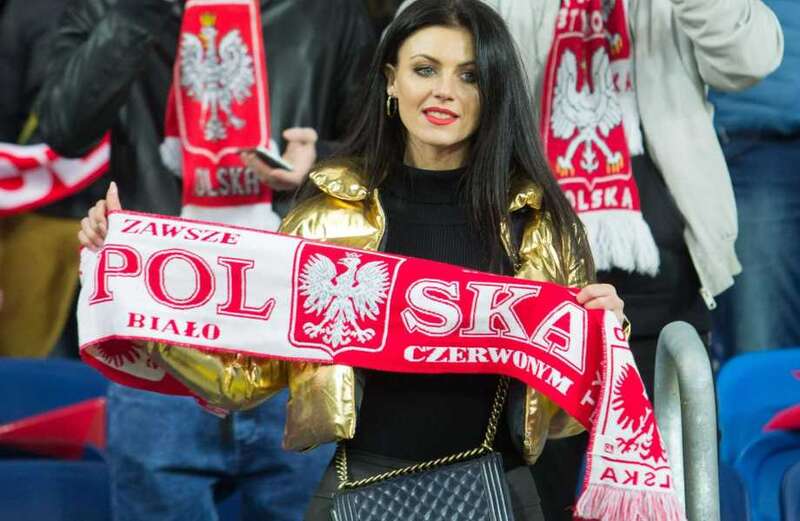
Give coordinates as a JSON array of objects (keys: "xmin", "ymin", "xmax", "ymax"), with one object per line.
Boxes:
[{"xmin": 308, "ymin": 0, "xmax": 593, "ymax": 277}]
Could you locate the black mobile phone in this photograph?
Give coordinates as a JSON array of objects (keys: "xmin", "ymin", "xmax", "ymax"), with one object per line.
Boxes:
[{"xmin": 252, "ymin": 146, "xmax": 294, "ymax": 171}]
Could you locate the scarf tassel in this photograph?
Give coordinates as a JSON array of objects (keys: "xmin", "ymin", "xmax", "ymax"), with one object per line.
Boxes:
[
  {"xmin": 574, "ymin": 483, "xmax": 686, "ymax": 521},
  {"xmin": 580, "ymin": 210, "xmax": 660, "ymax": 276}
]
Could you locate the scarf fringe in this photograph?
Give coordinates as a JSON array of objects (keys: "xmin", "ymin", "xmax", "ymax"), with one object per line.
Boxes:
[
  {"xmin": 575, "ymin": 483, "xmax": 686, "ymax": 521},
  {"xmin": 159, "ymin": 137, "xmax": 183, "ymax": 178},
  {"xmin": 580, "ymin": 210, "xmax": 659, "ymax": 276}
]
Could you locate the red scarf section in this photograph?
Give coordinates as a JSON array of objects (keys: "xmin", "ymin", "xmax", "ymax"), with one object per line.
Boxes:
[
  {"xmin": 77, "ymin": 211, "xmax": 684, "ymax": 520},
  {"xmin": 540, "ymin": 0, "xmax": 659, "ymax": 275},
  {"xmin": 0, "ymin": 136, "xmax": 109, "ymax": 217},
  {"xmin": 162, "ymin": 0, "xmax": 272, "ymax": 209}
]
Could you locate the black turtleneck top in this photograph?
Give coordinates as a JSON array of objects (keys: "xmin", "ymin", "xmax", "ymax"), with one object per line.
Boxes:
[{"xmin": 347, "ymin": 165, "xmax": 523, "ymax": 469}]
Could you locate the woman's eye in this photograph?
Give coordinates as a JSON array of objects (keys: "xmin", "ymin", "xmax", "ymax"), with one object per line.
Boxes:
[
  {"xmin": 461, "ymin": 71, "xmax": 477, "ymax": 84},
  {"xmin": 414, "ymin": 66, "xmax": 435, "ymax": 77}
]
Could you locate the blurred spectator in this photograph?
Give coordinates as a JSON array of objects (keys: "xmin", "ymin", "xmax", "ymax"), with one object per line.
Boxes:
[
  {"xmin": 362, "ymin": 0, "xmax": 404, "ymax": 33},
  {"xmin": 0, "ymin": 0, "xmax": 61, "ymax": 142},
  {"xmin": 0, "ymin": 0, "xmax": 77, "ymax": 359},
  {"xmin": 35, "ymin": 1, "xmax": 375, "ymax": 520},
  {"xmin": 710, "ymin": 0, "xmax": 800, "ymax": 358}
]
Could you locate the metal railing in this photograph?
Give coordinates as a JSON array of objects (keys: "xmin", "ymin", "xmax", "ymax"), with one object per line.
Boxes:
[{"xmin": 654, "ymin": 321, "xmax": 720, "ymax": 521}]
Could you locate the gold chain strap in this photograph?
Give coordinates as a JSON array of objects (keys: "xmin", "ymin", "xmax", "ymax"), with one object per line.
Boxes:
[{"xmin": 336, "ymin": 376, "xmax": 510, "ymax": 490}]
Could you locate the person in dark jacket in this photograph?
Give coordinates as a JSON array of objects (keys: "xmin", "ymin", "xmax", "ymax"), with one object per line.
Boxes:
[
  {"xmin": 0, "ymin": 0, "xmax": 61, "ymax": 143},
  {"xmin": 35, "ymin": 1, "xmax": 375, "ymax": 519},
  {"xmin": 0, "ymin": 0, "xmax": 75, "ymax": 357},
  {"xmin": 710, "ymin": 0, "xmax": 800, "ymax": 359},
  {"xmin": 38, "ymin": 0, "xmax": 373, "ymax": 216}
]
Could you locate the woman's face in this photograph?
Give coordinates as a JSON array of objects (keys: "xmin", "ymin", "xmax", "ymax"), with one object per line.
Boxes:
[{"xmin": 386, "ymin": 25, "xmax": 480, "ymax": 169}]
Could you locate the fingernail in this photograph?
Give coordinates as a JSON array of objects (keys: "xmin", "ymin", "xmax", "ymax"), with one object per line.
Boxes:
[{"xmin": 109, "ymin": 181, "xmax": 117, "ymax": 193}]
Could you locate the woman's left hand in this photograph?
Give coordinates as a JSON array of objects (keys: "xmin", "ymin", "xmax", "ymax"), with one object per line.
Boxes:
[{"xmin": 576, "ymin": 283, "xmax": 625, "ymax": 325}]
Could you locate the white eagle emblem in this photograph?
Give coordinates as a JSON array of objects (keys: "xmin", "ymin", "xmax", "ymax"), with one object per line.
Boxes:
[
  {"xmin": 550, "ymin": 48, "xmax": 624, "ymax": 176},
  {"xmin": 179, "ymin": 13, "xmax": 255, "ymax": 141},
  {"xmin": 299, "ymin": 252, "xmax": 391, "ymax": 349}
]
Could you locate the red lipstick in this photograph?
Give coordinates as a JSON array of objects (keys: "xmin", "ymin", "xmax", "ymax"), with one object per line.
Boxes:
[{"xmin": 422, "ymin": 107, "xmax": 459, "ymax": 126}]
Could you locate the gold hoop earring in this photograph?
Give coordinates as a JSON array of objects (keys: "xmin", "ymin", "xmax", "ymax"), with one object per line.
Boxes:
[{"xmin": 385, "ymin": 95, "xmax": 398, "ymax": 118}]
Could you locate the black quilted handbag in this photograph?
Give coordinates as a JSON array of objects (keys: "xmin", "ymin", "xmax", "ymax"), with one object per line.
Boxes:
[{"xmin": 331, "ymin": 377, "xmax": 516, "ymax": 521}]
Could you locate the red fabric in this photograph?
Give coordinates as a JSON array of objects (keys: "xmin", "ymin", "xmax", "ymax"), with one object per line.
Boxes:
[
  {"xmin": 0, "ymin": 398, "xmax": 106, "ymax": 459},
  {"xmin": 540, "ymin": 0, "xmax": 639, "ymax": 214},
  {"xmin": 0, "ymin": 136, "xmax": 109, "ymax": 217},
  {"xmin": 765, "ymin": 404, "xmax": 800, "ymax": 432},
  {"xmin": 167, "ymin": 0, "xmax": 272, "ymax": 208}
]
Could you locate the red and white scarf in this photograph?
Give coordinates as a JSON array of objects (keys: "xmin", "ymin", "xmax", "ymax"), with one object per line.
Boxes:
[
  {"xmin": 78, "ymin": 211, "xmax": 685, "ymax": 521},
  {"xmin": 160, "ymin": 0, "xmax": 279, "ymax": 229},
  {"xmin": 0, "ymin": 136, "xmax": 109, "ymax": 217},
  {"xmin": 541, "ymin": 0, "xmax": 659, "ymax": 275}
]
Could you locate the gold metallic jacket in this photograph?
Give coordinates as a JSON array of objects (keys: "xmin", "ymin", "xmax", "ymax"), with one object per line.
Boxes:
[{"xmin": 148, "ymin": 163, "xmax": 592, "ymax": 464}]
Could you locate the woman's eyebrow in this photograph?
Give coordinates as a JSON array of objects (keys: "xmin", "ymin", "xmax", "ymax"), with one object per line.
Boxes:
[
  {"xmin": 410, "ymin": 53, "xmax": 440, "ymax": 63},
  {"xmin": 410, "ymin": 53, "xmax": 475, "ymax": 67}
]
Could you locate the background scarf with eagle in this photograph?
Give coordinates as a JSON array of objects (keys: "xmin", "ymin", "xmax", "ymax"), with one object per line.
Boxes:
[
  {"xmin": 540, "ymin": 0, "xmax": 659, "ymax": 275},
  {"xmin": 161, "ymin": 0, "xmax": 278, "ymax": 227}
]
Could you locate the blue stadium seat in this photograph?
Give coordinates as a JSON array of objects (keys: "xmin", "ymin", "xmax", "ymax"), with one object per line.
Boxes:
[
  {"xmin": 782, "ymin": 460, "xmax": 800, "ymax": 521},
  {"xmin": 735, "ymin": 431, "xmax": 800, "ymax": 521},
  {"xmin": 0, "ymin": 358, "xmax": 108, "ymax": 424},
  {"xmin": 717, "ymin": 349, "xmax": 800, "ymax": 465},
  {"xmin": 0, "ymin": 459, "xmax": 110, "ymax": 521},
  {"xmin": 0, "ymin": 360, "xmax": 247, "ymax": 519},
  {"xmin": 720, "ymin": 461, "xmax": 749, "ymax": 521}
]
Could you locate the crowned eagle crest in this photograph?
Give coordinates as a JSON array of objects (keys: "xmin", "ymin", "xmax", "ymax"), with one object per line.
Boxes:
[
  {"xmin": 550, "ymin": 48, "xmax": 624, "ymax": 176},
  {"xmin": 299, "ymin": 252, "xmax": 390, "ymax": 349},
  {"xmin": 179, "ymin": 12, "xmax": 255, "ymax": 141},
  {"xmin": 611, "ymin": 364, "xmax": 667, "ymax": 463}
]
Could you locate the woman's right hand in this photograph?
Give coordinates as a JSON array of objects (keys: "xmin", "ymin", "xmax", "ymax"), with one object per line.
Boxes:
[{"xmin": 79, "ymin": 181, "xmax": 122, "ymax": 252}]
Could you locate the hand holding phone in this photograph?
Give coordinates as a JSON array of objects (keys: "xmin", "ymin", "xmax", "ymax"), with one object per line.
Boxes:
[
  {"xmin": 240, "ymin": 128, "xmax": 318, "ymax": 192},
  {"xmin": 252, "ymin": 146, "xmax": 295, "ymax": 171}
]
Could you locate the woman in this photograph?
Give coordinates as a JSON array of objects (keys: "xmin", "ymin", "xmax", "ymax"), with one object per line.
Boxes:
[
  {"xmin": 80, "ymin": 1, "xmax": 624, "ymax": 519},
  {"xmin": 398, "ymin": 0, "xmax": 778, "ymax": 516}
]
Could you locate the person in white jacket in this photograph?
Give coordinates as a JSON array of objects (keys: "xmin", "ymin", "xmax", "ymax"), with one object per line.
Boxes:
[{"xmin": 395, "ymin": 0, "xmax": 783, "ymax": 518}]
